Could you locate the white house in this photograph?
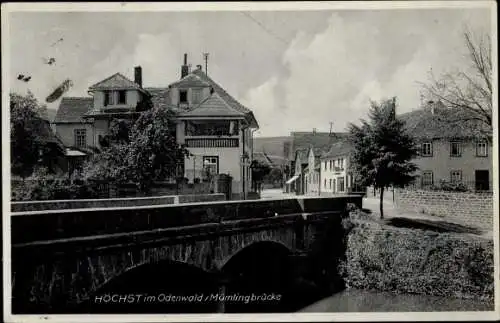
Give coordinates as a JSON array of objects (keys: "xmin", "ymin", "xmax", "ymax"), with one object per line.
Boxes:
[
  {"xmin": 53, "ymin": 54, "xmax": 259, "ymax": 198},
  {"xmin": 320, "ymin": 140, "xmax": 354, "ymax": 194}
]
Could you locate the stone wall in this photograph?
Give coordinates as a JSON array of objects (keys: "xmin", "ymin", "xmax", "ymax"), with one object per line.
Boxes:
[{"xmin": 394, "ymin": 189, "xmax": 493, "ymax": 229}]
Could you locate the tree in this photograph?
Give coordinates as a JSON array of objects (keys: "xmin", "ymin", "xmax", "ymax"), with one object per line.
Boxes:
[
  {"xmin": 99, "ymin": 118, "xmax": 133, "ymax": 148},
  {"xmin": 250, "ymin": 160, "xmax": 271, "ymax": 193},
  {"xmin": 125, "ymin": 107, "xmax": 189, "ymax": 193},
  {"xmin": 10, "ymin": 92, "xmax": 63, "ymax": 178},
  {"xmin": 421, "ymin": 27, "xmax": 492, "ymax": 133},
  {"xmin": 265, "ymin": 167, "xmax": 283, "ymax": 187},
  {"xmin": 348, "ymin": 97, "xmax": 418, "ymax": 219}
]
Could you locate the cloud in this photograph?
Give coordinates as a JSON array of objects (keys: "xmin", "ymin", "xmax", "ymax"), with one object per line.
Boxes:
[{"xmin": 244, "ymin": 10, "xmax": 491, "ymax": 137}]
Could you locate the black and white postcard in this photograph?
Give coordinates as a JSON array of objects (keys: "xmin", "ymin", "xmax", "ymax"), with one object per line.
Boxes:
[{"xmin": 2, "ymin": 1, "xmax": 498, "ymax": 322}]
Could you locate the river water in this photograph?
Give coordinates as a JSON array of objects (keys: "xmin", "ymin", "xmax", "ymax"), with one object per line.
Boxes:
[{"xmin": 300, "ymin": 289, "xmax": 493, "ymax": 312}]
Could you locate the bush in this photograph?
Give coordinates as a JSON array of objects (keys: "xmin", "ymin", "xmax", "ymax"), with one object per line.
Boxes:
[
  {"xmin": 340, "ymin": 218, "xmax": 494, "ymax": 301},
  {"xmin": 11, "ymin": 168, "xmax": 102, "ymax": 201},
  {"xmin": 431, "ymin": 180, "xmax": 469, "ymax": 192}
]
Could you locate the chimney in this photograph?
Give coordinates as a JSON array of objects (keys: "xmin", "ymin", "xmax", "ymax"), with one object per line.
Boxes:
[
  {"xmin": 181, "ymin": 53, "xmax": 189, "ymax": 79},
  {"xmin": 312, "ymin": 128, "xmax": 317, "ymax": 135},
  {"xmin": 134, "ymin": 66, "xmax": 142, "ymax": 88}
]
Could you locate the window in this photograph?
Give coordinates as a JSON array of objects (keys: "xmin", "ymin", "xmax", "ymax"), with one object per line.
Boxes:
[
  {"xmin": 450, "ymin": 170, "xmax": 462, "ymax": 183},
  {"xmin": 185, "ymin": 120, "xmax": 238, "ymax": 136},
  {"xmin": 476, "ymin": 141, "xmax": 488, "ymax": 157},
  {"xmin": 179, "ymin": 90, "xmax": 188, "ymax": 104},
  {"xmin": 74, "ymin": 129, "xmax": 87, "ymax": 147},
  {"xmin": 192, "ymin": 88, "xmax": 203, "ymax": 104},
  {"xmin": 450, "ymin": 141, "xmax": 462, "ymax": 157},
  {"xmin": 104, "ymin": 91, "xmax": 114, "ymax": 106},
  {"xmin": 324, "ymin": 162, "xmax": 327, "ymax": 171},
  {"xmin": 338, "ymin": 177, "xmax": 345, "ymax": 192},
  {"xmin": 329, "ymin": 179, "xmax": 332, "ymax": 189},
  {"xmin": 339, "ymin": 158, "xmax": 344, "ymax": 170},
  {"xmin": 329, "ymin": 160, "xmax": 332, "ymax": 171},
  {"xmin": 421, "ymin": 142, "xmax": 433, "ymax": 157},
  {"xmin": 202, "ymin": 156, "xmax": 218, "ymax": 181},
  {"xmin": 422, "ymin": 171, "xmax": 434, "ymax": 186},
  {"xmin": 324, "ymin": 179, "xmax": 327, "ymax": 188},
  {"xmin": 118, "ymin": 90, "xmax": 126, "ymax": 104}
]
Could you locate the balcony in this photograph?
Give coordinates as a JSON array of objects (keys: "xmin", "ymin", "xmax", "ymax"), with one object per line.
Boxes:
[{"xmin": 185, "ymin": 137, "xmax": 239, "ymax": 148}]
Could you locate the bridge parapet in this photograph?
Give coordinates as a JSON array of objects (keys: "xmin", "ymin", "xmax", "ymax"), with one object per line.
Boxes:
[
  {"xmin": 11, "ymin": 195, "xmax": 362, "ymax": 245},
  {"xmin": 11, "ymin": 193, "xmax": 226, "ymax": 212}
]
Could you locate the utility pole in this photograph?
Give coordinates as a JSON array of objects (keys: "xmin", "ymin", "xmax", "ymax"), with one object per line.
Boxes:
[
  {"xmin": 329, "ymin": 122, "xmax": 334, "ymax": 136},
  {"xmin": 203, "ymin": 53, "xmax": 209, "ymax": 75}
]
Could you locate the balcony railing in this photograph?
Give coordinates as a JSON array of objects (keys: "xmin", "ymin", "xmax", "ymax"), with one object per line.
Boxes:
[{"xmin": 185, "ymin": 137, "xmax": 239, "ymax": 148}]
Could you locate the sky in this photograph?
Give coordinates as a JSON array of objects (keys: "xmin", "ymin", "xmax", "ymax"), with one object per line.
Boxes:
[{"xmin": 8, "ymin": 6, "xmax": 493, "ymax": 137}]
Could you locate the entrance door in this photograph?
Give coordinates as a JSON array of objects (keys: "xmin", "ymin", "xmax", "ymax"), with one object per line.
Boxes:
[{"xmin": 475, "ymin": 170, "xmax": 490, "ymax": 191}]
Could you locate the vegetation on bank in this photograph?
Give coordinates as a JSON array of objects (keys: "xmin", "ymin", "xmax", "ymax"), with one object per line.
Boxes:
[{"xmin": 339, "ymin": 207, "xmax": 494, "ymax": 302}]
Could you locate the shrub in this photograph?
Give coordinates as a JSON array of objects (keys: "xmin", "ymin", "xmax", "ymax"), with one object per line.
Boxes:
[
  {"xmin": 340, "ymin": 219, "xmax": 494, "ymax": 301},
  {"xmin": 11, "ymin": 167, "xmax": 101, "ymax": 201},
  {"xmin": 431, "ymin": 180, "xmax": 469, "ymax": 192}
]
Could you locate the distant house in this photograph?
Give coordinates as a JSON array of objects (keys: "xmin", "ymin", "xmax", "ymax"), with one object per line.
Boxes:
[
  {"xmin": 399, "ymin": 101, "xmax": 492, "ymax": 191},
  {"xmin": 303, "ymin": 147, "xmax": 325, "ymax": 195},
  {"xmin": 320, "ymin": 140, "xmax": 356, "ymax": 195},
  {"xmin": 285, "ymin": 130, "xmax": 347, "ymax": 194},
  {"xmin": 53, "ymin": 54, "xmax": 259, "ymax": 198}
]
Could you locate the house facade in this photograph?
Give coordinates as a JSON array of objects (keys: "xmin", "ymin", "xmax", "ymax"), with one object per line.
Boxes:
[
  {"xmin": 400, "ymin": 102, "xmax": 493, "ymax": 191},
  {"xmin": 53, "ymin": 54, "xmax": 259, "ymax": 197},
  {"xmin": 320, "ymin": 140, "xmax": 355, "ymax": 195},
  {"xmin": 284, "ymin": 131, "xmax": 347, "ymax": 194},
  {"xmin": 303, "ymin": 147, "xmax": 323, "ymax": 195}
]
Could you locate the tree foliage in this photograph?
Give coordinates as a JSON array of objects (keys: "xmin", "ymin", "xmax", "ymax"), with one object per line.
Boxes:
[
  {"xmin": 82, "ymin": 107, "xmax": 189, "ymax": 193},
  {"xmin": 349, "ymin": 97, "xmax": 418, "ymax": 219},
  {"xmin": 250, "ymin": 159, "xmax": 271, "ymax": 192},
  {"xmin": 10, "ymin": 92, "xmax": 61, "ymax": 178},
  {"xmin": 421, "ymin": 28, "xmax": 492, "ymax": 132}
]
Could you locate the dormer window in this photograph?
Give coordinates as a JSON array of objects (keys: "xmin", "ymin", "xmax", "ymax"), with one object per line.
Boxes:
[
  {"xmin": 179, "ymin": 90, "xmax": 188, "ymax": 104},
  {"xmin": 118, "ymin": 90, "xmax": 126, "ymax": 104},
  {"xmin": 104, "ymin": 90, "xmax": 127, "ymax": 106},
  {"xmin": 104, "ymin": 91, "xmax": 114, "ymax": 106}
]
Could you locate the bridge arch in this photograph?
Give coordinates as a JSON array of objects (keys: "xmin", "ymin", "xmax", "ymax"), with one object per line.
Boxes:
[{"xmin": 76, "ymin": 258, "xmax": 219, "ymax": 314}]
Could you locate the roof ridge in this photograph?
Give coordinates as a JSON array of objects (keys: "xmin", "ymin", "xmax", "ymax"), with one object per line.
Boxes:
[
  {"xmin": 61, "ymin": 96, "xmax": 93, "ymax": 100},
  {"xmin": 88, "ymin": 72, "xmax": 142, "ymax": 91},
  {"xmin": 88, "ymin": 72, "xmax": 122, "ymax": 89}
]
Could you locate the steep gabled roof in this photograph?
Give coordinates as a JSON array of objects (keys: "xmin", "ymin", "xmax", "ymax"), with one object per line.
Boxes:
[
  {"xmin": 178, "ymin": 92, "xmax": 246, "ymax": 118},
  {"xmin": 294, "ymin": 148, "xmax": 309, "ymax": 164},
  {"xmin": 191, "ymin": 69, "xmax": 259, "ymax": 128},
  {"xmin": 168, "ymin": 74, "xmax": 211, "ymax": 88},
  {"xmin": 54, "ymin": 97, "xmax": 93, "ymax": 123},
  {"xmin": 253, "ymin": 152, "xmax": 273, "ymax": 167},
  {"xmin": 88, "ymin": 73, "xmax": 147, "ymax": 93},
  {"xmin": 398, "ymin": 103, "xmax": 491, "ymax": 140}
]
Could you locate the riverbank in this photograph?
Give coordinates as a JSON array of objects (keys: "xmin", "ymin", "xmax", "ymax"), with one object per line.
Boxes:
[{"xmin": 337, "ymin": 206, "xmax": 494, "ymax": 309}]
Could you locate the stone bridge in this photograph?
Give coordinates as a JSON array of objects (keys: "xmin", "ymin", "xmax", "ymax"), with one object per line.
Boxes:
[{"xmin": 11, "ymin": 195, "xmax": 362, "ymax": 314}]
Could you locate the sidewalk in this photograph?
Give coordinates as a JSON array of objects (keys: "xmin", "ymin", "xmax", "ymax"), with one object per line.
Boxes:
[{"xmin": 362, "ymin": 197, "xmax": 492, "ymax": 238}]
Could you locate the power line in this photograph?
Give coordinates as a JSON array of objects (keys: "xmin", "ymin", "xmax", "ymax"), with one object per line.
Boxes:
[{"xmin": 240, "ymin": 12, "xmax": 289, "ymax": 46}]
